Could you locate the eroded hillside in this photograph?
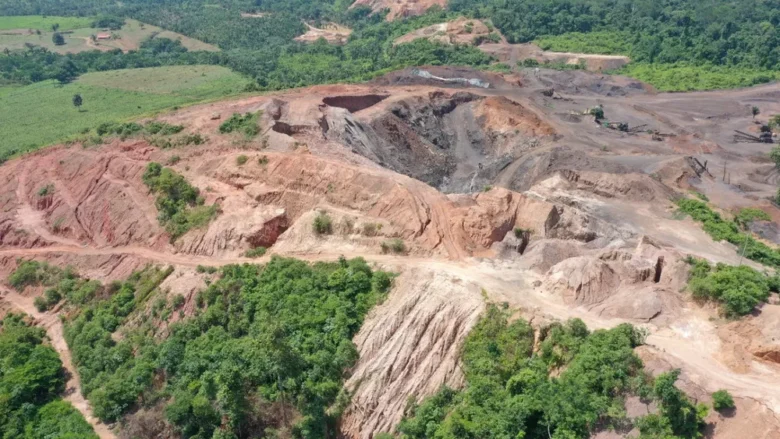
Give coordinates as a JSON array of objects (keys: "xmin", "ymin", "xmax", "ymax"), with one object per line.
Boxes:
[{"xmin": 3, "ymin": 66, "xmax": 780, "ymax": 439}]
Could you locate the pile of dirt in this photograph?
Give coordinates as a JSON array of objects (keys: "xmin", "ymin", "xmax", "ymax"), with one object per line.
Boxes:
[
  {"xmin": 393, "ymin": 17, "xmax": 505, "ymax": 46},
  {"xmin": 542, "ymin": 238, "xmax": 687, "ymax": 322},
  {"xmin": 350, "ymin": 0, "xmax": 447, "ymax": 20}
]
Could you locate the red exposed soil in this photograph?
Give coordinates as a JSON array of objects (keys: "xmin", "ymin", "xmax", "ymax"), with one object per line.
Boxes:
[{"xmin": 3, "ymin": 68, "xmax": 780, "ymax": 438}]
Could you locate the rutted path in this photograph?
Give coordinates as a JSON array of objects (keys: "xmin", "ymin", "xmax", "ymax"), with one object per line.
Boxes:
[
  {"xmin": 0, "ymin": 286, "xmax": 117, "ymax": 439},
  {"xmin": 3, "ymin": 242, "xmax": 780, "ymax": 418}
]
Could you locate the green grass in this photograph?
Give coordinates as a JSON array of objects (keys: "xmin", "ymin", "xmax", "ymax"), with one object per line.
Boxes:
[
  {"xmin": 0, "ymin": 19, "xmax": 218, "ymax": 54},
  {"xmin": 0, "ymin": 66, "xmax": 249, "ymax": 156},
  {"xmin": 0, "ymin": 15, "xmax": 92, "ymax": 31},
  {"xmin": 617, "ymin": 62, "xmax": 780, "ymax": 92}
]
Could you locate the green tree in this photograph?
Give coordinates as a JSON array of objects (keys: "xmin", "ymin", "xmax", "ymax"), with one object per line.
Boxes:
[
  {"xmin": 712, "ymin": 390, "xmax": 735, "ymax": 411},
  {"xmin": 72, "ymin": 94, "xmax": 83, "ymax": 112},
  {"xmin": 752, "ymin": 106, "xmax": 760, "ymax": 119},
  {"xmin": 52, "ymin": 32, "xmax": 65, "ymax": 46}
]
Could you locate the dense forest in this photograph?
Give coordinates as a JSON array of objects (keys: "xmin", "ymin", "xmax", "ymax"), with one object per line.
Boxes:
[
  {"xmin": 2, "ymin": 0, "xmax": 779, "ymax": 90},
  {"xmin": 0, "ymin": 2, "xmax": 491, "ymax": 90},
  {"xmin": 9, "ymin": 257, "xmax": 393, "ymax": 439},
  {"xmin": 0, "ymin": 313, "xmax": 98, "ymax": 439},
  {"xmin": 398, "ymin": 305, "xmax": 709, "ymax": 439}
]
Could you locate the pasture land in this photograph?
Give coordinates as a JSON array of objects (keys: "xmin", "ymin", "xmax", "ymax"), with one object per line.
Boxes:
[{"xmin": 0, "ymin": 65, "xmax": 248, "ymax": 155}]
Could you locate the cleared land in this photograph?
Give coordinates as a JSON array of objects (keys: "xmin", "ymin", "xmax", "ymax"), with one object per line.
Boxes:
[
  {"xmin": 0, "ymin": 15, "xmax": 92, "ymax": 31},
  {"xmin": 0, "ymin": 65, "xmax": 248, "ymax": 153},
  {"xmin": 0, "ymin": 18, "xmax": 218, "ymax": 54}
]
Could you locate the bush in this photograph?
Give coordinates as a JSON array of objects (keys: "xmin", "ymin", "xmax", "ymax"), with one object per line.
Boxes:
[
  {"xmin": 219, "ymin": 112, "xmax": 260, "ymax": 137},
  {"xmin": 513, "ymin": 227, "xmax": 531, "ymax": 239},
  {"xmin": 145, "ymin": 121, "xmax": 184, "ymax": 136},
  {"xmin": 258, "ymin": 155, "xmax": 269, "ymax": 165},
  {"xmin": 381, "ymin": 239, "xmax": 406, "ymax": 254},
  {"xmin": 171, "ymin": 294, "xmax": 186, "ymax": 309},
  {"xmin": 689, "ymin": 263, "xmax": 771, "ymax": 317},
  {"xmin": 712, "ymin": 390, "xmax": 735, "ymax": 411},
  {"xmin": 244, "ymin": 246, "xmax": 267, "ymax": 258},
  {"xmin": 677, "ymin": 198, "xmax": 780, "ymax": 268},
  {"xmin": 236, "ymin": 155, "xmax": 248, "ymax": 166},
  {"xmin": 34, "ymin": 296, "xmax": 49, "ymax": 312},
  {"xmin": 38, "ymin": 184, "xmax": 54, "ymax": 197},
  {"xmin": 313, "ymin": 211, "xmax": 333, "ymax": 235},
  {"xmin": 196, "ymin": 265, "xmax": 218, "ymax": 274},
  {"xmin": 142, "ymin": 163, "xmax": 218, "ymax": 240},
  {"xmin": 771, "ymin": 147, "xmax": 780, "ymax": 169},
  {"xmin": 166, "ymin": 155, "xmax": 180, "ymax": 165},
  {"xmin": 362, "ymin": 222, "xmax": 381, "ymax": 237}
]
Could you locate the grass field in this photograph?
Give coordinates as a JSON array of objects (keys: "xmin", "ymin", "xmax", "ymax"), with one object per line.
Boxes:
[
  {"xmin": 0, "ymin": 15, "xmax": 92, "ymax": 31},
  {"xmin": 0, "ymin": 66, "xmax": 249, "ymax": 155},
  {"xmin": 0, "ymin": 18, "xmax": 218, "ymax": 54}
]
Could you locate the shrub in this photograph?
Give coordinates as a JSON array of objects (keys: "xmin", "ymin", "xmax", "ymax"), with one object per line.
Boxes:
[
  {"xmin": 770, "ymin": 147, "xmax": 780, "ymax": 169},
  {"xmin": 513, "ymin": 227, "xmax": 531, "ymax": 239},
  {"xmin": 244, "ymin": 247, "xmax": 267, "ymax": 258},
  {"xmin": 236, "ymin": 155, "xmax": 248, "ymax": 166},
  {"xmin": 381, "ymin": 239, "xmax": 406, "ymax": 254},
  {"xmin": 712, "ymin": 390, "xmax": 735, "ymax": 411},
  {"xmin": 171, "ymin": 294, "xmax": 186, "ymax": 309},
  {"xmin": 196, "ymin": 265, "xmax": 218, "ymax": 274},
  {"xmin": 362, "ymin": 222, "xmax": 381, "ymax": 237},
  {"xmin": 313, "ymin": 211, "xmax": 333, "ymax": 235},
  {"xmin": 166, "ymin": 155, "xmax": 181, "ymax": 165},
  {"xmin": 689, "ymin": 263, "xmax": 771, "ymax": 317},
  {"xmin": 258, "ymin": 155, "xmax": 269, "ymax": 165},
  {"xmin": 145, "ymin": 121, "xmax": 184, "ymax": 136},
  {"xmin": 219, "ymin": 112, "xmax": 260, "ymax": 137},
  {"xmin": 142, "ymin": 163, "xmax": 218, "ymax": 240},
  {"xmin": 34, "ymin": 296, "xmax": 49, "ymax": 312},
  {"xmin": 38, "ymin": 184, "xmax": 54, "ymax": 197},
  {"xmin": 483, "ymin": 185, "xmax": 493, "ymax": 192},
  {"xmin": 734, "ymin": 208, "xmax": 770, "ymax": 229}
]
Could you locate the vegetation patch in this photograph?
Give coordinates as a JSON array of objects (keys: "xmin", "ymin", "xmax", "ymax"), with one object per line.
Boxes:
[
  {"xmin": 219, "ymin": 112, "xmax": 260, "ymax": 137},
  {"xmin": 676, "ymin": 198, "xmax": 780, "ymax": 268},
  {"xmin": 616, "ymin": 63, "xmax": 779, "ymax": 92},
  {"xmin": 55, "ymin": 257, "xmax": 391, "ymax": 437},
  {"xmin": 399, "ymin": 304, "xmax": 708, "ymax": 439},
  {"xmin": 686, "ymin": 258, "xmax": 778, "ymax": 317},
  {"xmin": 0, "ymin": 65, "xmax": 245, "ymax": 157},
  {"xmin": 712, "ymin": 390, "xmax": 735, "ymax": 411},
  {"xmin": 0, "ymin": 313, "xmax": 98, "ymax": 439},
  {"xmin": 142, "ymin": 163, "xmax": 218, "ymax": 240},
  {"xmin": 243, "ymin": 246, "xmax": 267, "ymax": 258},
  {"xmin": 381, "ymin": 238, "xmax": 407, "ymax": 254},
  {"xmin": 0, "ymin": 15, "xmax": 92, "ymax": 31},
  {"xmin": 313, "ymin": 211, "xmax": 333, "ymax": 235}
]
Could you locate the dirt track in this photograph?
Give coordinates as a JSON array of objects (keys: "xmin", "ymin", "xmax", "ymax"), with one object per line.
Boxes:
[{"xmin": 0, "ymin": 286, "xmax": 117, "ymax": 439}]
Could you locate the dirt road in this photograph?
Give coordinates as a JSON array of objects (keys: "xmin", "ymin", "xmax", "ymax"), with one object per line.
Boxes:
[
  {"xmin": 0, "ymin": 287, "xmax": 117, "ymax": 439},
  {"xmin": 4, "ymin": 242, "xmax": 780, "ymax": 418}
]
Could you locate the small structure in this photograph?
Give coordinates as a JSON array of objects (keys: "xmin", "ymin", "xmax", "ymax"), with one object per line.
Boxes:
[{"xmin": 96, "ymin": 33, "xmax": 111, "ymax": 40}]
